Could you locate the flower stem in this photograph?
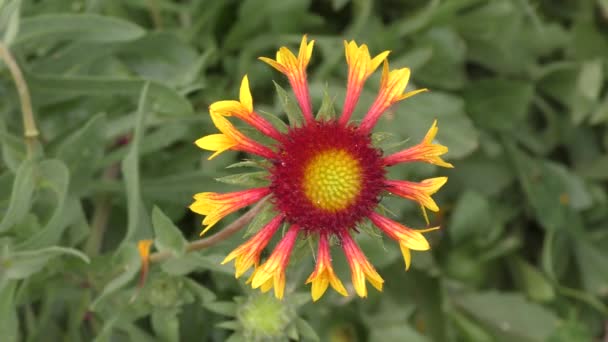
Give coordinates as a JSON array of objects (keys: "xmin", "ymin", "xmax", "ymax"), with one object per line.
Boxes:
[
  {"xmin": 149, "ymin": 198, "xmax": 269, "ymax": 263},
  {"xmin": 0, "ymin": 41, "xmax": 39, "ymax": 156},
  {"xmin": 84, "ymin": 164, "xmax": 120, "ymax": 256}
]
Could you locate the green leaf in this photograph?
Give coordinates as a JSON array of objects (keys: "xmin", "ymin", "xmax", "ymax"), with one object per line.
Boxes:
[
  {"xmin": 159, "ymin": 253, "xmax": 233, "ymax": 276},
  {"xmin": 503, "ymin": 142, "xmax": 569, "ymax": 232},
  {"xmin": 27, "ymin": 74, "xmax": 193, "ymax": 116},
  {"xmin": 216, "ymin": 320, "xmax": 240, "ymax": 331},
  {"xmin": 14, "ymin": 14, "xmax": 145, "ymax": 46},
  {"xmin": 295, "ymin": 318, "xmax": 320, "ymax": 342},
  {"xmin": 538, "ymin": 60, "xmax": 603, "ymax": 124},
  {"xmin": 464, "ymin": 79, "xmax": 534, "ymax": 131},
  {"xmin": 0, "ymin": 281, "xmax": 19, "ymax": 342},
  {"xmin": 226, "ymin": 160, "xmax": 267, "ymax": 170},
  {"xmin": 183, "ymin": 278, "xmax": 216, "ymax": 303},
  {"xmin": 454, "ymin": 291, "xmax": 559, "ymax": 342},
  {"xmin": 121, "ymin": 83, "xmax": 152, "ymax": 243},
  {"xmin": 258, "ymin": 110, "xmax": 289, "ymax": 133},
  {"xmin": 55, "ymin": 113, "xmax": 105, "ymax": 192},
  {"xmin": 576, "ymin": 155, "xmax": 608, "ymax": 180},
  {"xmin": 215, "ymin": 171, "xmax": 269, "ymax": 187},
  {"xmin": 452, "ymin": 0, "xmax": 546, "ymax": 74},
  {"xmin": 414, "ymin": 27, "xmax": 466, "ymax": 90},
  {"xmin": 0, "ymin": 121, "xmax": 27, "ymax": 172},
  {"xmin": 574, "ymin": 239, "xmax": 608, "ymax": 296},
  {"xmin": 449, "ymin": 310, "xmax": 493, "ymax": 342},
  {"xmin": 273, "ymin": 81, "xmax": 302, "ymax": 126},
  {"xmin": 2, "ymin": 246, "xmax": 89, "ymax": 279},
  {"xmin": 547, "ymin": 318, "xmax": 594, "ymax": 342},
  {"xmin": 448, "ymin": 190, "xmax": 492, "ymax": 245},
  {"xmin": 151, "ymin": 309, "xmax": 180, "ymax": 342},
  {"xmin": 0, "ymin": 159, "xmax": 35, "ymax": 233},
  {"xmin": 203, "ymin": 301, "xmax": 237, "ymax": 316},
  {"xmin": 316, "ymin": 85, "xmax": 336, "ymax": 121},
  {"xmin": 119, "ymin": 32, "xmax": 207, "ymax": 88},
  {"xmin": 509, "ymin": 257, "xmax": 555, "ymax": 302},
  {"xmin": 151, "ymin": 206, "xmax": 186, "ymax": 256},
  {"xmin": 545, "ymin": 162, "xmax": 592, "ymax": 211},
  {"xmin": 364, "ymin": 299, "xmax": 428, "ymax": 342},
  {"xmin": 91, "ymin": 245, "xmax": 140, "ymax": 310},
  {"xmin": 103, "ymin": 123, "xmax": 192, "ymax": 167},
  {"xmin": 17, "ymin": 159, "xmax": 71, "ymax": 250},
  {"xmin": 390, "ymin": 0, "xmax": 439, "ymax": 37},
  {"xmin": 244, "ymin": 202, "xmax": 276, "ymax": 236},
  {"xmin": 589, "ymin": 92, "xmax": 608, "ymax": 124}
]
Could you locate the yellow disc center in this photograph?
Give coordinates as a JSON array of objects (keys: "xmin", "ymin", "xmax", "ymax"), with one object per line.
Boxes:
[{"xmin": 302, "ymin": 149, "xmax": 362, "ymax": 212}]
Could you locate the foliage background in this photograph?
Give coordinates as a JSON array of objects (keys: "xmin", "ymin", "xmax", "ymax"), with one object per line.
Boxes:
[{"xmin": 1, "ymin": 0, "xmax": 608, "ymax": 341}]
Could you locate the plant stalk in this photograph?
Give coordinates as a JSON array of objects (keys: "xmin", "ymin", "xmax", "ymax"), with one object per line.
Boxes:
[
  {"xmin": 0, "ymin": 41, "xmax": 39, "ymax": 156},
  {"xmin": 149, "ymin": 198, "xmax": 268, "ymax": 263}
]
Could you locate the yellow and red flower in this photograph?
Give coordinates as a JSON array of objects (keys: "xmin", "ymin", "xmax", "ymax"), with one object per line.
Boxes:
[{"xmin": 191, "ymin": 35, "xmax": 452, "ymax": 300}]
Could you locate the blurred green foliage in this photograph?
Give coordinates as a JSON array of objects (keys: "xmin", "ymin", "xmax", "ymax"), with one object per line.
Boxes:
[{"xmin": 0, "ymin": 0, "xmax": 607, "ymax": 341}]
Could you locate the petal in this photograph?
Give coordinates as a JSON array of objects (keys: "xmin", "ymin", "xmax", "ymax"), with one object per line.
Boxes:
[
  {"xmin": 383, "ymin": 120, "xmax": 454, "ymax": 168},
  {"xmin": 137, "ymin": 239, "xmax": 153, "ymax": 287},
  {"xmin": 310, "ymin": 273, "xmax": 330, "ymax": 301},
  {"xmin": 359, "ymin": 61, "xmax": 425, "ymax": 133},
  {"xmin": 368, "ymin": 212, "xmax": 437, "ymax": 251},
  {"xmin": 328, "ymin": 271, "xmax": 348, "ymax": 297},
  {"xmin": 258, "ymin": 56, "xmax": 286, "ymax": 73},
  {"xmin": 400, "ymin": 230, "xmax": 431, "ymax": 251},
  {"xmin": 209, "ymin": 112, "xmax": 275, "ymax": 159},
  {"xmin": 340, "ymin": 232, "xmax": 384, "ymax": 298},
  {"xmin": 190, "ymin": 188, "xmax": 270, "ymax": 235},
  {"xmin": 274, "ymin": 269, "xmax": 286, "ymax": 299},
  {"xmin": 251, "ymin": 225, "xmax": 300, "ymax": 297},
  {"xmin": 239, "ymin": 75, "xmax": 253, "ymax": 113},
  {"xmin": 209, "ymin": 100, "xmax": 246, "ymax": 117},
  {"xmin": 400, "ymin": 244, "xmax": 411, "ymax": 270},
  {"xmin": 386, "ymin": 177, "xmax": 448, "ymax": 212},
  {"xmin": 423, "ymin": 119, "xmax": 439, "ymax": 143},
  {"xmin": 277, "ymin": 47, "xmax": 298, "ymax": 72},
  {"xmin": 221, "ymin": 215, "xmax": 284, "ymax": 278},
  {"xmin": 369, "ymin": 50, "xmax": 390, "ymax": 73},
  {"xmin": 397, "ymin": 88, "xmax": 428, "ymax": 101},
  {"xmin": 298, "ymin": 34, "xmax": 309, "ymax": 65},
  {"xmin": 194, "ymin": 134, "xmax": 236, "ymax": 160},
  {"xmin": 306, "ymin": 234, "xmax": 348, "ymax": 301}
]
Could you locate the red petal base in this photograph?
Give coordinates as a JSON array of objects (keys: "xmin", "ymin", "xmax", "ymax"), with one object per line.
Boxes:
[{"xmin": 269, "ymin": 121, "xmax": 385, "ymax": 234}]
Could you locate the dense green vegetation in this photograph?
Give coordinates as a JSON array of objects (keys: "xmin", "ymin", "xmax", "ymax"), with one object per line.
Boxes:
[{"xmin": 1, "ymin": 0, "xmax": 607, "ymax": 341}]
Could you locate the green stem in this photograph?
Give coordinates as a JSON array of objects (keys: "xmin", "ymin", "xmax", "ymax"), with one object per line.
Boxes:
[
  {"xmin": 0, "ymin": 41, "xmax": 39, "ymax": 157},
  {"xmin": 85, "ymin": 164, "xmax": 120, "ymax": 256},
  {"xmin": 149, "ymin": 198, "xmax": 269, "ymax": 263}
]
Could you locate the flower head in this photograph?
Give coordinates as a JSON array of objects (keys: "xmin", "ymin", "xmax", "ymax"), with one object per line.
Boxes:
[{"xmin": 191, "ymin": 35, "xmax": 451, "ymax": 300}]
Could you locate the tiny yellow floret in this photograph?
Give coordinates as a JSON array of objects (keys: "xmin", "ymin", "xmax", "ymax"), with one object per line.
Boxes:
[{"xmin": 303, "ymin": 149, "xmax": 362, "ymax": 211}]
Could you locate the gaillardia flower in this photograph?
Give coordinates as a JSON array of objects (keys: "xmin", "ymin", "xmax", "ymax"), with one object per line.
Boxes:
[{"xmin": 190, "ymin": 35, "xmax": 452, "ymax": 301}]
